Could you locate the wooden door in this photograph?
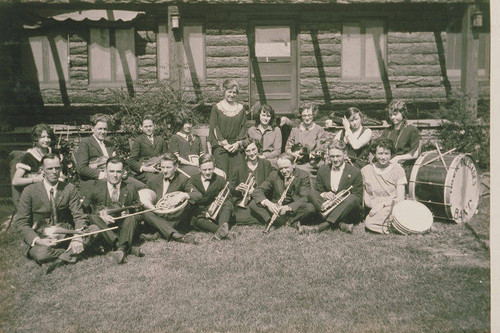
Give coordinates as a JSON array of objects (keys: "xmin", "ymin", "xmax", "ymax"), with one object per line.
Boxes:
[{"xmin": 249, "ymin": 22, "xmax": 298, "ymax": 114}]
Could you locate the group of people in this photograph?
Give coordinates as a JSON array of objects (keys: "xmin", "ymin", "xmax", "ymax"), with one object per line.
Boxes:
[{"xmin": 12, "ymin": 78, "xmax": 421, "ymax": 274}]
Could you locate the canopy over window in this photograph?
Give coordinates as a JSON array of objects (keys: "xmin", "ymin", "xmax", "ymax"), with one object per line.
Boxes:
[{"xmin": 22, "ymin": 9, "xmax": 145, "ymax": 29}]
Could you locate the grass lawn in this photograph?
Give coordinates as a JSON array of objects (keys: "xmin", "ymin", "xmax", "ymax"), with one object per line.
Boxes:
[{"xmin": 0, "ymin": 198, "xmax": 489, "ymax": 332}]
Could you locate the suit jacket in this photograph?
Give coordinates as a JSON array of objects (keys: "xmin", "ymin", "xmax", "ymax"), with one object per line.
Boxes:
[
  {"xmin": 82, "ymin": 179, "xmax": 143, "ymax": 214},
  {"xmin": 13, "ymin": 181, "xmax": 88, "ymax": 246},
  {"xmin": 146, "ymin": 171, "xmax": 202, "ymax": 204},
  {"xmin": 129, "ymin": 134, "xmax": 168, "ymax": 173},
  {"xmin": 191, "ymin": 173, "xmax": 231, "ymax": 209},
  {"xmin": 315, "ymin": 163, "xmax": 363, "ymax": 200},
  {"xmin": 75, "ymin": 135, "xmax": 115, "ymax": 180},
  {"xmin": 229, "ymin": 158, "xmax": 272, "ymax": 199},
  {"xmin": 252, "ymin": 168, "xmax": 311, "ymax": 212}
]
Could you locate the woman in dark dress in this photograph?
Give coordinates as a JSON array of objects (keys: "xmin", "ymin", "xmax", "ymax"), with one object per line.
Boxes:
[
  {"xmin": 208, "ymin": 79, "xmax": 248, "ymax": 175},
  {"xmin": 12, "ymin": 124, "xmax": 55, "ymax": 188},
  {"xmin": 169, "ymin": 116, "xmax": 204, "ymax": 176},
  {"xmin": 379, "ymin": 100, "xmax": 420, "ymax": 179}
]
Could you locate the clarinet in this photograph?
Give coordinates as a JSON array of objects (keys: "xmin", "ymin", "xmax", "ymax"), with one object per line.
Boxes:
[{"xmin": 263, "ymin": 175, "xmax": 295, "ymax": 234}]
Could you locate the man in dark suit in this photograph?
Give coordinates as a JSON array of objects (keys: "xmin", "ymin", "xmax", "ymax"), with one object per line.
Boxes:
[
  {"xmin": 190, "ymin": 155, "xmax": 234, "ymax": 240},
  {"xmin": 142, "ymin": 153, "xmax": 201, "ymax": 244},
  {"xmin": 307, "ymin": 140, "xmax": 363, "ymax": 234},
  {"xmin": 13, "ymin": 153, "xmax": 99, "ymax": 274},
  {"xmin": 249, "ymin": 153, "xmax": 315, "ymax": 232},
  {"xmin": 83, "ymin": 156, "xmax": 145, "ymax": 264},
  {"xmin": 75, "ymin": 114, "xmax": 115, "ymax": 181},
  {"xmin": 129, "ymin": 114, "xmax": 168, "ymax": 183}
]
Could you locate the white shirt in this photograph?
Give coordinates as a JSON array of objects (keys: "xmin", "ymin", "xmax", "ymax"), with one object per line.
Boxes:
[
  {"xmin": 330, "ymin": 163, "xmax": 345, "ymax": 192},
  {"xmin": 43, "ymin": 179, "xmax": 58, "ymax": 200},
  {"xmin": 163, "ymin": 178, "xmax": 171, "ymax": 196},
  {"xmin": 93, "ymin": 134, "xmax": 109, "ymax": 157},
  {"xmin": 202, "ymin": 177, "xmax": 211, "ymax": 191},
  {"xmin": 107, "ymin": 182, "xmax": 121, "ymax": 202},
  {"xmin": 334, "ymin": 126, "xmax": 372, "ymax": 150}
]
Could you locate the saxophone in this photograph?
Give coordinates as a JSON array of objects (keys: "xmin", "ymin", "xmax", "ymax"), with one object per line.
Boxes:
[
  {"xmin": 206, "ymin": 182, "xmax": 230, "ymax": 220},
  {"xmin": 263, "ymin": 175, "xmax": 295, "ymax": 234}
]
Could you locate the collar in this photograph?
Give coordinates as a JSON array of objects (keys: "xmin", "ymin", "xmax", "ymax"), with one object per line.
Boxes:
[
  {"xmin": 331, "ymin": 162, "xmax": 346, "ymax": 174},
  {"xmin": 298, "ymin": 122, "xmax": 316, "ymax": 131},
  {"xmin": 164, "ymin": 174, "xmax": 175, "ymax": 182},
  {"xmin": 351, "ymin": 126, "xmax": 363, "ymax": 137},
  {"xmin": 257, "ymin": 124, "xmax": 272, "ymax": 133},
  {"xmin": 176, "ymin": 131, "xmax": 193, "ymax": 141},
  {"xmin": 202, "ymin": 174, "xmax": 216, "ymax": 183},
  {"xmin": 107, "ymin": 181, "xmax": 121, "ymax": 191},
  {"xmin": 93, "ymin": 134, "xmax": 105, "ymax": 145},
  {"xmin": 43, "ymin": 179, "xmax": 58, "ymax": 194},
  {"xmin": 392, "ymin": 120, "xmax": 408, "ymax": 132},
  {"xmin": 27, "ymin": 147, "xmax": 52, "ymax": 161}
]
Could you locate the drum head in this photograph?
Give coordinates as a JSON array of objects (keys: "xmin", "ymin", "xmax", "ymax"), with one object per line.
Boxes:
[{"xmin": 392, "ymin": 200, "xmax": 433, "ymax": 234}]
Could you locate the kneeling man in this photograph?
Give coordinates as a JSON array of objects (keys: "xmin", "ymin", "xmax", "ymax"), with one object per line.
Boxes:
[
  {"xmin": 14, "ymin": 153, "xmax": 99, "ymax": 274},
  {"xmin": 249, "ymin": 153, "xmax": 315, "ymax": 231}
]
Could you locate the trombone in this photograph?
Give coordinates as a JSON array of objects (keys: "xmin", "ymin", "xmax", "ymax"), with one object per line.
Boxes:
[
  {"xmin": 237, "ymin": 174, "xmax": 255, "ymax": 208},
  {"xmin": 321, "ymin": 185, "xmax": 353, "ymax": 217}
]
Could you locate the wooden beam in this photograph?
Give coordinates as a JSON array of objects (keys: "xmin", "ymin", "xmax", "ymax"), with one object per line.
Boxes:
[{"xmin": 461, "ymin": 4, "xmax": 479, "ymax": 117}]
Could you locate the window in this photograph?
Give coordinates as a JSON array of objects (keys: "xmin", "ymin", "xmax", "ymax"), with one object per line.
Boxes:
[
  {"xmin": 341, "ymin": 20, "xmax": 386, "ymax": 81},
  {"xmin": 446, "ymin": 21, "xmax": 490, "ymax": 78},
  {"xmin": 183, "ymin": 22, "xmax": 205, "ymax": 83},
  {"xmin": 89, "ymin": 28, "xmax": 137, "ymax": 84},
  {"xmin": 24, "ymin": 33, "xmax": 69, "ymax": 84}
]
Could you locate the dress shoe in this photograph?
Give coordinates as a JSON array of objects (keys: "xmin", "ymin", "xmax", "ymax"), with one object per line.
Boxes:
[
  {"xmin": 42, "ymin": 259, "xmax": 64, "ymax": 275},
  {"xmin": 111, "ymin": 250, "xmax": 125, "ymax": 264},
  {"xmin": 176, "ymin": 234, "xmax": 199, "ymax": 245},
  {"xmin": 130, "ymin": 246, "xmax": 145, "ymax": 257},
  {"xmin": 140, "ymin": 232, "xmax": 160, "ymax": 242},
  {"xmin": 339, "ymin": 222, "xmax": 354, "ymax": 234},
  {"xmin": 214, "ymin": 223, "xmax": 229, "ymax": 240}
]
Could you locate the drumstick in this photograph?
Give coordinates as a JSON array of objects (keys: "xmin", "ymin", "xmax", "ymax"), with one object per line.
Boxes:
[
  {"xmin": 54, "ymin": 226, "xmax": 119, "ymax": 243},
  {"xmin": 434, "ymin": 143, "xmax": 448, "ymax": 171},
  {"xmin": 420, "ymin": 148, "xmax": 457, "ymax": 168}
]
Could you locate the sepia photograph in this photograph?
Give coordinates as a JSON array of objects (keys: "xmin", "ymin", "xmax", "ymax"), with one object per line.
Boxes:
[{"xmin": 0, "ymin": 0, "xmax": 492, "ymax": 331}]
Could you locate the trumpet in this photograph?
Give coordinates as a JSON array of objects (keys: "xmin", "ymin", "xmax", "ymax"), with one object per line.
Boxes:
[
  {"xmin": 206, "ymin": 182, "xmax": 230, "ymax": 220},
  {"xmin": 264, "ymin": 175, "xmax": 295, "ymax": 234},
  {"xmin": 321, "ymin": 185, "xmax": 353, "ymax": 217},
  {"xmin": 237, "ymin": 174, "xmax": 255, "ymax": 208}
]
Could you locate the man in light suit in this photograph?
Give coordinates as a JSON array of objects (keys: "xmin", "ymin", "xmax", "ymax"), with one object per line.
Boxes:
[
  {"xmin": 249, "ymin": 153, "xmax": 315, "ymax": 232},
  {"xmin": 142, "ymin": 153, "xmax": 201, "ymax": 244},
  {"xmin": 13, "ymin": 153, "xmax": 99, "ymax": 274},
  {"xmin": 128, "ymin": 114, "xmax": 168, "ymax": 183},
  {"xmin": 306, "ymin": 140, "xmax": 363, "ymax": 234},
  {"xmin": 83, "ymin": 156, "xmax": 145, "ymax": 264}
]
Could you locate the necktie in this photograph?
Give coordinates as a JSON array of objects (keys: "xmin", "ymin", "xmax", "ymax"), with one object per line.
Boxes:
[
  {"xmin": 111, "ymin": 185, "xmax": 119, "ymax": 202},
  {"xmin": 148, "ymin": 136, "xmax": 154, "ymax": 145},
  {"xmin": 49, "ymin": 188, "xmax": 58, "ymax": 225}
]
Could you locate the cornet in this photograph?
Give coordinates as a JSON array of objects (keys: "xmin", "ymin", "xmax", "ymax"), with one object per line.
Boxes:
[
  {"xmin": 206, "ymin": 182, "xmax": 230, "ymax": 220},
  {"xmin": 321, "ymin": 185, "xmax": 353, "ymax": 217},
  {"xmin": 237, "ymin": 174, "xmax": 255, "ymax": 208}
]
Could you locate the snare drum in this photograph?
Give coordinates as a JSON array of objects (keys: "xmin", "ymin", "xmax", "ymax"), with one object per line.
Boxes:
[
  {"xmin": 409, "ymin": 151, "xmax": 480, "ymax": 223},
  {"xmin": 391, "ymin": 200, "xmax": 433, "ymax": 235}
]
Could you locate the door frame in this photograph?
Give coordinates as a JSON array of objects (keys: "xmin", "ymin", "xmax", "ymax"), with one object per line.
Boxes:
[{"xmin": 248, "ymin": 19, "xmax": 299, "ymax": 116}]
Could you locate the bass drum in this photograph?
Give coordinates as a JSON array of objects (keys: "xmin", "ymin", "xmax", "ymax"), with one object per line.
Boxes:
[{"xmin": 409, "ymin": 151, "xmax": 480, "ymax": 223}]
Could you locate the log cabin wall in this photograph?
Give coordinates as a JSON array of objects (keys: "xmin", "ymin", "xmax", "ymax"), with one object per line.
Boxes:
[{"xmin": 1, "ymin": 2, "xmax": 490, "ymax": 126}]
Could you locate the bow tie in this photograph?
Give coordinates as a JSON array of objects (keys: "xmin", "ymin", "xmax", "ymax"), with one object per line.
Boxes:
[{"xmin": 164, "ymin": 177, "xmax": 174, "ymax": 182}]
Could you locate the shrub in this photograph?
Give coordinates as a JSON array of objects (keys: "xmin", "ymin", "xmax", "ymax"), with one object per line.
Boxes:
[
  {"xmin": 437, "ymin": 93, "xmax": 489, "ymax": 171},
  {"xmin": 108, "ymin": 80, "xmax": 205, "ymax": 158}
]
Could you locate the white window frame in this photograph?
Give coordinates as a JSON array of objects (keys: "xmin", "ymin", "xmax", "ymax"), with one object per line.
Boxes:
[{"xmin": 341, "ymin": 20, "xmax": 387, "ymax": 82}]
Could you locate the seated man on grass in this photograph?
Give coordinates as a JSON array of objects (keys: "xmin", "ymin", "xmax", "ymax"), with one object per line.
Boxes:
[{"xmin": 14, "ymin": 153, "xmax": 100, "ymax": 274}]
